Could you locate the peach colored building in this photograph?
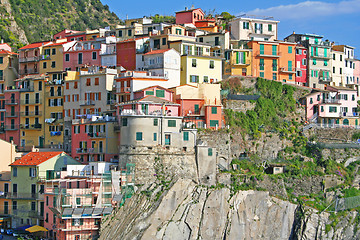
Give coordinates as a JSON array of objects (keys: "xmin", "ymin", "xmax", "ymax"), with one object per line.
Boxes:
[{"xmin": 248, "ymin": 41, "xmax": 296, "ymax": 83}]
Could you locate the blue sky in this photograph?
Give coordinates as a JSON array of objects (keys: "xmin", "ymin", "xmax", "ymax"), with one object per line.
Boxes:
[{"xmin": 101, "ymin": 0, "xmax": 360, "ymax": 56}]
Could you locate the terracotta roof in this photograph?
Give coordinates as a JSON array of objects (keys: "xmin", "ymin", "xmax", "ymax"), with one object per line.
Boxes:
[
  {"xmin": 10, "ymin": 151, "xmax": 64, "ymax": 166},
  {"xmin": 19, "ymin": 41, "xmax": 52, "ymax": 50},
  {"xmin": 0, "ymin": 49, "xmax": 18, "ymax": 55},
  {"xmin": 144, "ymin": 49, "xmax": 171, "ymax": 55},
  {"xmin": 118, "ymin": 37, "xmax": 149, "ymax": 43}
]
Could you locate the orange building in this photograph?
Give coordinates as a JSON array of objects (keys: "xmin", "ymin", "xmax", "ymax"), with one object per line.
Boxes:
[{"xmin": 248, "ymin": 41, "xmax": 296, "ymax": 83}]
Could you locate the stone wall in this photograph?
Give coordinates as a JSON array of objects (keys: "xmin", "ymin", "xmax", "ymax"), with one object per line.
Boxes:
[{"xmin": 223, "ymin": 100, "xmax": 256, "ymax": 113}]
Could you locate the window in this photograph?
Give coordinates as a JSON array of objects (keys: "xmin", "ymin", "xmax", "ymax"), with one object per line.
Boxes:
[
  {"xmin": 128, "ymin": 29, "xmax": 132, "ymax": 36},
  {"xmin": 194, "ymin": 104, "xmax": 199, "ymax": 114},
  {"xmin": 268, "ymin": 24, "xmax": 272, "ymax": 31},
  {"xmin": 136, "ymin": 132, "xmax": 143, "ymax": 141},
  {"xmin": 153, "ymin": 119, "xmax": 158, "ymax": 126},
  {"xmin": 272, "ymin": 73, "xmax": 277, "ymax": 80},
  {"xmin": 156, "ymin": 90, "xmax": 165, "ymax": 98},
  {"xmin": 203, "ymin": 76, "xmax": 209, "ymax": 83},
  {"xmin": 272, "ymin": 59, "xmax": 277, "ymax": 71},
  {"xmin": 76, "ymin": 198, "xmax": 81, "ymax": 205},
  {"xmin": 288, "ymin": 46, "xmax": 292, "ymax": 54},
  {"xmin": 74, "ymin": 82, "xmax": 78, "ymax": 89},
  {"xmin": 52, "ymin": 48, "xmax": 56, "ymax": 55},
  {"xmin": 183, "ymin": 132, "xmax": 189, "ymax": 141},
  {"xmin": 260, "ymin": 72, "xmax": 264, "ymax": 78},
  {"xmin": 31, "ymin": 202, "xmax": 36, "ymax": 211},
  {"xmin": 259, "ymin": 59, "xmax": 264, "ymax": 70},
  {"xmin": 313, "ymin": 59, "xmax": 316, "ymax": 65},
  {"xmin": 168, "ymin": 120, "xmax": 176, "ymax": 127},
  {"xmin": 209, "ymin": 60, "xmax": 214, "ymax": 69},
  {"xmin": 13, "ymin": 200, "xmax": 17, "ymax": 210},
  {"xmin": 324, "ymin": 60, "xmax": 328, "ymax": 66},
  {"xmin": 211, "ymin": 107, "xmax": 217, "ymax": 114},
  {"xmin": 29, "ymin": 168, "xmax": 36, "ymax": 177},
  {"xmin": 86, "ymin": 78, "xmax": 91, "ymax": 86},
  {"xmin": 209, "ymin": 120, "xmax": 219, "ymax": 127},
  {"xmin": 208, "ymin": 148, "xmax": 213, "ymax": 156},
  {"xmin": 329, "ymin": 106, "xmax": 337, "ymax": 113},
  {"xmin": 0, "ymin": 57, "xmax": 3, "ymax": 64},
  {"xmin": 289, "ymin": 74, "xmax": 293, "ymax": 80},
  {"xmin": 321, "ymin": 106, "xmax": 324, "ymax": 112},
  {"xmin": 94, "ymin": 78, "xmax": 99, "ymax": 85},
  {"xmin": 65, "ymin": 54, "xmax": 70, "ymax": 62},
  {"xmin": 340, "ymin": 68, "xmax": 342, "ymax": 74},
  {"xmin": 121, "ymin": 118, "xmax": 128, "ymax": 126},
  {"xmin": 78, "ymin": 53, "xmax": 83, "ymax": 64},
  {"xmin": 51, "ymin": 61, "xmax": 56, "ymax": 68},
  {"xmin": 340, "ymin": 55, "xmax": 343, "ymax": 61},
  {"xmin": 333, "ymin": 67, "xmax": 335, "ymax": 74},
  {"xmin": 153, "ymin": 133, "xmax": 157, "ymax": 141},
  {"xmin": 92, "ymin": 52, "xmax": 97, "ymax": 60},
  {"xmin": 162, "ymin": 38, "xmax": 166, "ymax": 45},
  {"xmin": 243, "ymin": 22, "xmax": 249, "ymax": 29},
  {"xmin": 118, "ymin": 30, "xmax": 122, "ymax": 37},
  {"xmin": 192, "ymin": 59, "xmax": 197, "ymax": 67},
  {"xmin": 13, "ymin": 167, "xmax": 17, "ymax": 177},
  {"xmin": 190, "ymin": 75, "xmax": 199, "ymax": 83},
  {"xmin": 317, "ymin": 95, "xmax": 320, "ymax": 101},
  {"xmin": 43, "ymin": 62, "xmax": 47, "ymax": 69}
]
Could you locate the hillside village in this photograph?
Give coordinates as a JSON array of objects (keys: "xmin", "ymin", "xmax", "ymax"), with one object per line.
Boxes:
[{"xmin": 0, "ymin": 5, "xmax": 360, "ymax": 240}]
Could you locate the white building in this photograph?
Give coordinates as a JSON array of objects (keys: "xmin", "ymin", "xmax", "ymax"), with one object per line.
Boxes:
[
  {"xmin": 330, "ymin": 49, "xmax": 345, "ymax": 87},
  {"xmin": 229, "ymin": 15, "xmax": 279, "ymax": 41},
  {"xmin": 332, "ymin": 45, "xmax": 356, "ymax": 85}
]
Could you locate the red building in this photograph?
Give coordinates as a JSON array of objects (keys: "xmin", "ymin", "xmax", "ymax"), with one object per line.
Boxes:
[
  {"xmin": 54, "ymin": 29, "xmax": 82, "ymax": 41},
  {"xmin": 295, "ymin": 45, "xmax": 307, "ymax": 86},
  {"xmin": 63, "ymin": 40, "xmax": 101, "ymax": 71},
  {"xmin": 116, "ymin": 37, "xmax": 148, "ymax": 70},
  {"xmin": 175, "ymin": 8, "xmax": 205, "ymax": 25}
]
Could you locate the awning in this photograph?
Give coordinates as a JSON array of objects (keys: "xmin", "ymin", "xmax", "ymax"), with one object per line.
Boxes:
[{"xmin": 26, "ymin": 225, "xmax": 48, "ymax": 233}]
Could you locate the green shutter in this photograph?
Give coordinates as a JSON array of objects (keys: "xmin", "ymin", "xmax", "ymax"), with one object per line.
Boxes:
[
  {"xmin": 183, "ymin": 132, "xmax": 189, "ymax": 141},
  {"xmin": 208, "ymin": 148, "xmax": 213, "ymax": 156},
  {"xmin": 324, "ymin": 48, "xmax": 327, "ymax": 57},
  {"xmin": 288, "ymin": 61, "xmax": 292, "ymax": 71},
  {"xmin": 272, "ymin": 45, "xmax": 277, "ymax": 55},
  {"xmin": 194, "ymin": 104, "xmax": 199, "ymax": 114},
  {"xmin": 288, "ymin": 46, "xmax": 292, "ymax": 54},
  {"xmin": 153, "ymin": 133, "xmax": 157, "ymax": 141},
  {"xmin": 156, "ymin": 90, "xmax": 165, "ymax": 98},
  {"xmin": 168, "ymin": 120, "xmax": 176, "ymax": 127},
  {"xmin": 136, "ymin": 132, "xmax": 142, "ymax": 140},
  {"xmin": 209, "ymin": 120, "xmax": 219, "ymax": 127},
  {"xmin": 311, "ymin": 47, "xmax": 313, "ymax": 56},
  {"xmin": 260, "ymin": 44, "xmax": 264, "ymax": 55},
  {"xmin": 145, "ymin": 91, "xmax": 154, "ymax": 95},
  {"xmin": 236, "ymin": 52, "xmax": 239, "ymax": 64},
  {"xmin": 153, "ymin": 119, "xmax": 158, "ymax": 126},
  {"xmin": 211, "ymin": 107, "xmax": 217, "ymax": 114},
  {"xmin": 243, "ymin": 52, "xmax": 246, "ymax": 64},
  {"xmin": 272, "ymin": 59, "xmax": 277, "ymax": 71},
  {"xmin": 260, "ymin": 59, "xmax": 264, "ymax": 70}
]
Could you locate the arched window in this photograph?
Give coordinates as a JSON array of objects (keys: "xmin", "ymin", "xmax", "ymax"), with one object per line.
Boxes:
[{"xmin": 343, "ymin": 119, "xmax": 349, "ymax": 125}]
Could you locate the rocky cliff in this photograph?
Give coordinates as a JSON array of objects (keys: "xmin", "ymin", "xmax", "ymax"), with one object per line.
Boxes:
[{"xmin": 99, "ymin": 179, "xmax": 360, "ymax": 240}]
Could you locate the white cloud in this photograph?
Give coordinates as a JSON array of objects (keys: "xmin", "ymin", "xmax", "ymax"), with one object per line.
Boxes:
[{"xmin": 246, "ymin": 0, "xmax": 360, "ymax": 20}]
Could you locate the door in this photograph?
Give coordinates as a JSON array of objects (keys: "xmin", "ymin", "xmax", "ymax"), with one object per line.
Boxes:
[
  {"xmin": 165, "ymin": 134, "xmax": 171, "ymax": 145},
  {"xmin": 39, "ymin": 137, "xmax": 44, "ymax": 148}
]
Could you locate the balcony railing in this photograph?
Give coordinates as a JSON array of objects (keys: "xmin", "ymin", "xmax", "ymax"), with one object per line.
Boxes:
[
  {"xmin": 5, "ymin": 99, "xmax": 19, "ymax": 105},
  {"xmin": 256, "ymin": 51, "xmax": 281, "ymax": 57},
  {"xmin": 21, "ymin": 99, "xmax": 42, "ymax": 105},
  {"xmin": 80, "ymin": 100, "xmax": 95, "ymax": 106},
  {"xmin": 88, "ymin": 132, "xmax": 107, "ymax": 138},
  {"xmin": 100, "ymin": 50, "xmax": 116, "ymax": 55},
  {"xmin": 279, "ymin": 67, "xmax": 296, "ymax": 73},
  {"xmin": 5, "ymin": 112, "xmax": 18, "ymax": 118},
  {"xmin": 340, "ymin": 112, "xmax": 360, "ymax": 117},
  {"xmin": 319, "ymin": 76, "xmax": 332, "ymax": 82},
  {"xmin": 20, "ymin": 123, "xmax": 42, "ymax": 130},
  {"xmin": 19, "ymin": 56, "xmax": 40, "ymax": 63},
  {"xmin": 322, "ymin": 98, "xmax": 340, "ymax": 104},
  {"xmin": 20, "ymin": 111, "xmax": 42, "ymax": 117},
  {"xmin": 4, "ymin": 192, "xmax": 44, "ymax": 200},
  {"xmin": 311, "ymin": 53, "xmax": 331, "ymax": 59},
  {"xmin": 4, "ymin": 125, "xmax": 19, "ymax": 131},
  {"xmin": 19, "ymin": 69, "xmax": 39, "ymax": 75},
  {"xmin": 45, "ymin": 92, "xmax": 63, "ymax": 98},
  {"xmin": 76, "ymin": 148, "xmax": 104, "ymax": 154}
]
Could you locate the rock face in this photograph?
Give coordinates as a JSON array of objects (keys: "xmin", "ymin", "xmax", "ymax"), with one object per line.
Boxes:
[{"xmin": 100, "ymin": 179, "xmax": 360, "ymax": 240}]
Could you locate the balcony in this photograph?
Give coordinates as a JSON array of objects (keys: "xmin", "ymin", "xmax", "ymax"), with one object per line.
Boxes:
[
  {"xmin": 20, "ymin": 111, "xmax": 42, "ymax": 117},
  {"xmin": 5, "ymin": 99, "xmax": 19, "ymax": 105},
  {"xmin": 88, "ymin": 132, "xmax": 106, "ymax": 138},
  {"xmin": 322, "ymin": 98, "xmax": 340, "ymax": 104},
  {"xmin": 45, "ymin": 92, "xmax": 63, "ymax": 98},
  {"xmin": 28, "ymin": 210, "xmax": 44, "ymax": 219},
  {"xmin": 19, "ymin": 56, "xmax": 40, "ymax": 63},
  {"xmin": 80, "ymin": 100, "xmax": 95, "ymax": 106},
  {"xmin": 21, "ymin": 99, "xmax": 42, "ymax": 105},
  {"xmin": 5, "ymin": 192, "xmax": 44, "ymax": 200},
  {"xmin": 311, "ymin": 53, "xmax": 331, "ymax": 59},
  {"xmin": 45, "ymin": 79, "xmax": 64, "ymax": 85},
  {"xmin": 319, "ymin": 76, "xmax": 332, "ymax": 83},
  {"xmin": 20, "ymin": 123, "xmax": 42, "ymax": 130},
  {"xmin": 19, "ymin": 69, "xmax": 39, "ymax": 75},
  {"xmin": 4, "ymin": 125, "xmax": 19, "ymax": 131},
  {"xmin": 340, "ymin": 112, "xmax": 359, "ymax": 117},
  {"xmin": 279, "ymin": 67, "xmax": 296, "ymax": 74},
  {"xmin": 144, "ymin": 63, "xmax": 164, "ymax": 69},
  {"xmin": 76, "ymin": 148, "xmax": 104, "ymax": 154},
  {"xmin": 5, "ymin": 112, "xmax": 18, "ymax": 118},
  {"xmin": 256, "ymin": 51, "xmax": 281, "ymax": 58},
  {"xmin": 100, "ymin": 50, "xmax": 116, "ymax": 55}
]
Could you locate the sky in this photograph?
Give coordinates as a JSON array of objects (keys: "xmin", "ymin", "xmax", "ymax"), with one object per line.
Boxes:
[{"xmin": 101, "ymin": 0, "xmax": 360, "ymax": 56}]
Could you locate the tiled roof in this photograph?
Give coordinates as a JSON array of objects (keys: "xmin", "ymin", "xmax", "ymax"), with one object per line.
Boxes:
[
  {"xmin": 10, "ymin": 151, "xmax": 63, "ymax": 166},
  {"xmin": 19, "ymin": 41, "xmax": 52, "ymax": 50},
  {"xmin": 144, "ymin": 49, "xmax": 171, "ymax": 55},
  {"xmin": 0, "ymin": 49, "xmax": 17, "ymax": 55}
]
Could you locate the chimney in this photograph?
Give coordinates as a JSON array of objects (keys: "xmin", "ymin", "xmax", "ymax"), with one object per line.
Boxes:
[{"xmin": 185, "ymin": 7, "xmax": 188, "ymax": 11}]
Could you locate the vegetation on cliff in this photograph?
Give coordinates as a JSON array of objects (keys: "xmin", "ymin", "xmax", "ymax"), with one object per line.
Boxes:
[{"xmin": 3, "ymin": 0, "xmax": 119, "ymax": 46}]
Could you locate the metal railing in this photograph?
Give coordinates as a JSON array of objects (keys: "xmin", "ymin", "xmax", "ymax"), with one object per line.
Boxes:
[
  {"xmin": 4, "ymin": 125, "xmax": 19, "ymax": 131},
  {"xmin": 322, "ymin": 98, "xmax": 339, "ymax": 104},
  {"xmin": 19, "ymin": 69, "xmax": 39, "ymax": 75},
  {"xmin": 311, "ymin": 53, "xmax": 331, "ymax": 58},
  {"xmin": 319, "ymin": 76, "xmax": 332, "ymax": 82},
  {"xmin": 88, "ymin": 132, "xmax": 107, "ymax": 138},
  {"xmin": 20, "ymin": 124, "xmax": 42, "ymax": 130},
  {"xmin": 5, "ymin": 112, "xmax": 18, "ymax": 118},
  {"xmin": 80, "ymin": 100, "xmax": 95, "ymax": 106},
  {"xmin": 256, "ymin": 51, "xmax": 281, "ymax": 57},
  {"xmin": 4, "ymin": 99, "xmax": 19, "ymax": 105},
  {"xmin": 4, "ymin": 192, "xmax": 44, "ymax": 200},
  {"xmin": 21, "ymin": 99, "xmax": 42, "ymax": 105},
  {"xmin": 340, "ymin": 112, "xmax": 359, "ymax": 117},
  {"xmin": 20, "ymin": 111, "xmax": 42, "ymax": 117},
  {"xmin": 19, "ymin": 56, "xmax": 40, "ymax": 63}
]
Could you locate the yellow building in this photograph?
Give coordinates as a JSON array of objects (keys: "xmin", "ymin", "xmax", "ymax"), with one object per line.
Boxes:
[
  {"xmin": 39, "ymin": 41, "xmax": 67, "ymax": 75},
  {"xmin": 223, "ymin": 49, "xmax": 252, "ymax": 78},
  {"xmin": 17, "ymin": 75, "xmax": 47, "ymax": 151},
  {"xmin": 0, "ymin": 44, "xmax": 19, "ymax": 90},
  {"xmin": 150, "ymin": 25, "xmax": 196, "ymax": 50}
]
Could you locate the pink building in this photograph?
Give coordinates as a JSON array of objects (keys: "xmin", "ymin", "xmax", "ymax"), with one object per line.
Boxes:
[
  {"xmin": 3, "ymin": 90, "xmax": 21, "ymax": 145},
  {"xmin": 44, "ymin": 163, "xmax": 123, "ymax": 240},
  {"xmin": 295, "ymin": 45, "xmax": 307, "ymax": 86},
  {"xmin": 63, "ymin": 41, "xmax": 101, "ymax": 71},
  {"xmin": 303, "ymin": 86, "xmax": 359, "ymax": 126},
  {"xmin": 54, "ymin": 29, "xmax": 82, "ymax": 40},
  {"xmin": 354, "ymin": 59, "xmax": 360, "ymax": 85},
  {"xmin": 175, "ymin": 7, "xmax": 205, "ymax": 25}
]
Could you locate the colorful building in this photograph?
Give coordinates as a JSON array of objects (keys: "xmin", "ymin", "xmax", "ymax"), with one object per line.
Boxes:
[
  {"xmin": 18, "ymin": 42, "xmax": 51, "ymax": 77},
  {"xmin": 9, "ymin": 151, "xmax": 79, "ymax": 228},
  {"xmin": 330, "ymin": 49, "xmax": 345, "ymax": 87},
  {"xmin": 172, "ymin": 83, "xmax": 222, "ymax": 128},
  {"xmin": 116, "ymin": 37, "xmax": 149, "ymax": 71},
  {"xmin": 229, "ymin": 15, "xmax": 279, "ymax": 41},
  {"xmin": 3, "ymin": 89, "xmax": 21, "ymax": 145},
  {"xmin": 248, "ymin": 40, "xmax": 296, "ymax": 83},
  {"xmin": 224, "ymin": 49, "xmax": 252, "ymax": 77},
  {"xmin": 295, "ymin": 45, "xmax": 307, "ymax": 86},
  {"xmin": 44, "ymin": 162, "xmax": 123, "ymax": 240},
  {"xmin": 333, "ymin": 45, "xmax": 356, "ymax": 85},
  {"xmin": 175, "ymin": 7, "xmax": 205, "ymax": 25}
]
